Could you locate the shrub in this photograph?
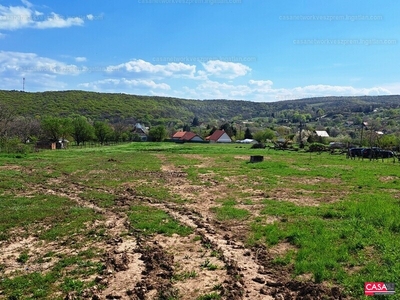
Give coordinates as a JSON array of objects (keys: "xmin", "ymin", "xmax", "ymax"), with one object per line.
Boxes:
[{"xmin": 308, "ymin": 142, "xmax": 327, "ymax": 152}]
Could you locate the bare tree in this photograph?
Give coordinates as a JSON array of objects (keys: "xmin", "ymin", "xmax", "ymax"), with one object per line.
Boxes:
[
  {"xmin": 9, "ymin": 116, "xmax": 41, "ymax": 143},
  {"xmin": 0, "ymin": 104, "xmax": 15, "ymax": 137},
  {"xmin": 112, "ymin": 122, "xmax": 126, "ymax": 142}
]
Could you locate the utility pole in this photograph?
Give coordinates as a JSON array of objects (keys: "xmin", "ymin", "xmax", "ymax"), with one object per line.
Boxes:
[{"xmin": 22, "ymin": 78, "xmax": 25, "ymax": 91}]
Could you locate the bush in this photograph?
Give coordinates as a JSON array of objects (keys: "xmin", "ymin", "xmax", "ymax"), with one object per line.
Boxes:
[
  {"xmin": 0, "ymin": 137, "xmax": 32, "ymax": 154},
  {"xmin": 308, "ymin": 143, "xmax": 327, "ymax": 152},
  {"xmin": 251, "ymin": 143, "xmax": 266, "ymax": 149}
]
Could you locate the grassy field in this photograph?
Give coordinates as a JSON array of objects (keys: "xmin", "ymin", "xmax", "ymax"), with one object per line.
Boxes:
[{"xmin": 0, "ymin": 142, "xmax": 399, "ymax": 299}]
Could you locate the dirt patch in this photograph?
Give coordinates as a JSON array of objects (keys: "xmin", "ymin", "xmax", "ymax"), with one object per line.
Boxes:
[
  {"xmin": 269, "ymin": 187, "xmax": 344, "ymax": 206},
  {"xmin": 0, "ymin": 165, "xmax": 22, "ymax": 171},
  {"xmin": 379, "ymin": 176, "xmax": 398, "ymax": 182},
  {"xmin": 128, "ymin": 242, "xmax": 177, "ymax": 300},
  {"xmin": 156, "ymin": 233, "xmax": 228, "ymax": 299},
  {"xmin": 289, "ymin": 176, "xmax": 342, "ymax": 185},
  {"xmin": 181, "ymin": 154, "xmax": 216, "ymax": 168},
  {"xmin": 268, "ymin": 242, "xmax": 296, "ymax": 257},
  {"xmin": 269, "ymin": 188, "xmax": 320, "ymax": 206}
]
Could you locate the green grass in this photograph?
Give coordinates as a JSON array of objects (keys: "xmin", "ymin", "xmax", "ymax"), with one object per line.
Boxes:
[
  {"xmin": 211, "ymin": 200, "xmax": 249, "ymax": 221},
  {"xmin": 17, "ymin": 251, "xmax": 30, "ymax": 264},
  {"xmin": 129, "ymin": 205, "xmax": 192, "ymax": 236},
  {"xmin": 250, "ymin": 194, "xmax": 400, "ymax": 297},
  {"xmin": 79, "ymin": 190, "xmax": 116, "ymax": 208},
  {"xmin": 200, "ymin": 258, "xmax": 219, "ymax": 271},
  {"xmin": 134, "ymin": 185, "xmax": 183, "ymax": 202},
  {"xmin": 172, "ymin": 270, "xmax": 198, "ymax": 282},
  {"xmin": 196, "ymin": 292, "xmax": 221, "ymax": 300},
  {"xmin": 0, "ymin": 272, "xmax": 57, "ymax": 299},
  {"xmin": 40, "ymin": 206, "xmax": 101, "ymax": 241},
  {"xmin": 0, "ymin": 254, "xmax": 104, "ymax": 299},
  {"xmin": 0, "ymin": 194, "xmax": 93, "ymax": 240}
]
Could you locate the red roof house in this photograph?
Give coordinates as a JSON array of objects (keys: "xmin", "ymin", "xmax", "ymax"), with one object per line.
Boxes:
[
  {"xmin": 205, "ymin": 130, "xmax": 232, "ymax": 143},
  {"xmin": 172, "ymin": 131, "xmax": 203, "ymax": 142}
]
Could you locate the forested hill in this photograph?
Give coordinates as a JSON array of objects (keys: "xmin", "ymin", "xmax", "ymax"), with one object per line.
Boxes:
[{"xmin": 2, "ymin": 90, "xmax": 400, "ymax": 125}]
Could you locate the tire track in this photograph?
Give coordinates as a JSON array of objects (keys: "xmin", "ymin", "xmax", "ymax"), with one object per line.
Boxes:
[{"xmin": 149, "ymin": 202, "xmax": 275, "ymax": 300}]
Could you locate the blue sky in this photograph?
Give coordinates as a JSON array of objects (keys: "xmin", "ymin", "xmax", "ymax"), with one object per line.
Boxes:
[{"xmin": 0, "ymin": 0, "xmax": 399, "ymax": 101}]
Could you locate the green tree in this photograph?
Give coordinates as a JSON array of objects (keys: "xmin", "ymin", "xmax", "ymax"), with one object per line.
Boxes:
[
  {"xmin": 244, "ymin": 128, "xmax": 253, "ymax": 139},
  {"xmin": 41, "ymin": 116, "xmax": 71, "ymax": 141},
  {"xmin": 379, "ymin": 134, "xmax": 399, "ymax": 149},
  {"xmin": 94, "ymin": 121, "xmax": 113, "ymax": 145},
  {"xmin": 219, "ymin": 123, "xmax": 236, "ymax": 137},
  {"xmin": 209, "ymin": 126, "xmax": 217, "ymax": 136},
  {"xmin": 276, "ymin": 126, "xmax": 291, "ymax": 137},
  {"xmin": 353, "ymin": 115, "xmax": 363, "ymax": 125},
  {"xmin": 316, "ymin": 108, "xmax": 325, "ymax": 117},
  {"xmin": 192, "ymin": 116, "xmax": 200, "ymax": 127},
  {"xmin": 149, "ymin": 125, "xmax": 167, "ymax": 142},
  {"xmin": 71, "ymin": 116, "xmax": 94, "ymax": 146},
  {"xmin": 253, "ymin": 128, "xmax": 275, "ymax": 143}
]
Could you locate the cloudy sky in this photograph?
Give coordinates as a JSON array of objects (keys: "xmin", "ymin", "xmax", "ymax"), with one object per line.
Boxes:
[{"xmin": 1, "ymin": 0, "xmax": 399, "ymax": 101}]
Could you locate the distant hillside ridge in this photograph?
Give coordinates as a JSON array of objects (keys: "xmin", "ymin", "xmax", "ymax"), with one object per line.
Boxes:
[{"xmin": 1, "ymin": 90, "xmax": 400, "ymax": 125}]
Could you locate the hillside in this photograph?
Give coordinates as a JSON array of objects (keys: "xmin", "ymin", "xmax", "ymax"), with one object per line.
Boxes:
[{"xmin": 1, "ymin": 90, "xmax": 400, "ymax": 126}]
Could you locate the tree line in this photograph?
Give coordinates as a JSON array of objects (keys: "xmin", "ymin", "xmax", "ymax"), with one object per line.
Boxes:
[{"xmin": 0, "ymin": 108, "xmax": 143, "ymax": 153}]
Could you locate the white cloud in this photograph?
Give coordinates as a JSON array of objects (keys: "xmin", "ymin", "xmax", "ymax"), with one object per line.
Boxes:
[
  {"xmin": 0, "ymin": 73, "xmax": 68, "ymax": 91},
  {"xmin": 248, "ymin": 79, "xmax": 274, "ymax": 93},
  {"xmin": 106, "ymin": 59, "xmax": 196, "ymax": 78},
  {"xmin": 21, "ymin": 0, "xmax": 33, "ymax": 8},
  {"xmin": 0, "ymin": 2, "xmax": 86, "ymax": 30},
  {"xmin": 75, "ymin": 56, "xmax": 87, "ymax": 62},
  {"xmin": 201, "ymin": 60, "xmax": 251, "ymax": 79},
  {"xmin": 291, "ymin": 84, "xmax": 391, "ymax": 96},
  {"xmin": 78, "ymin": 78, "xmax": 170, "ymax": 91},
  {"xmin": 381, "ymin": 82, "xmax": 400, "ymax": 94},
  {"xmin": 0, "ymin": 51, "xmax": 83, "ymax": 76},
  {"xmin": 249, "ymin": 79, "xmax": 273, "ymax": 87},
  {"xmin": 170, "ymin": 79, "xmax": 392, "ymax": 102},
  {"xmin": 35, "ymin": 13, "xmax": 83, "ymax": 29},
  {"xmin": 0, "ymin": 52, "xmax": 393, "ymax": 102},
  {"xmin": 86, "ymin": 14, "xmax": 94, "ymax": 21},
  {"xmin": 194, "ymin": 80, "xmax": 252, "ymax": 98}
]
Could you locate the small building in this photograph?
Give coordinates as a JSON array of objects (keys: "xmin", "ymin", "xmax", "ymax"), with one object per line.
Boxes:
[
  {"xmin": 314, "ymin": 130, "xmax": 330, "ymax": 138},
  {"xmin": 206, "ymin": 130, "xmax": 232, "ymax": 143},
  {"xmin": 132, "ymin": 123, "xmax": 148, "ymax": 141},
  {"xmin": 172, "ymin": 131, "xmax": 203, "ymax": 142},
  {"xmin": 36, "ymin": 139, "xmax": 68, "ymax": 150}
]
